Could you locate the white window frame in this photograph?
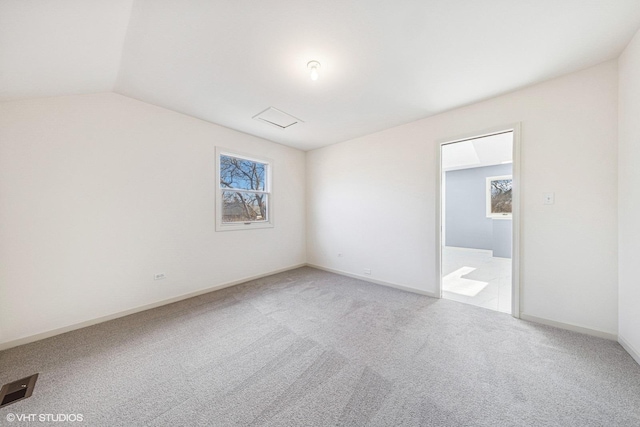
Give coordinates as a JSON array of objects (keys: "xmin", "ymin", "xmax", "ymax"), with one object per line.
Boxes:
[
  {"xmin": 486, "ymin": 175, "xmax": 513, "ymax": 219},
  {"xmin": 215, "ymin": 147, "xmax": 273, "ymax": 231}
]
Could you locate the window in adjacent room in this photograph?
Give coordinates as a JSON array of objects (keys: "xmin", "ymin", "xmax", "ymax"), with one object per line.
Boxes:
[{"xmin": 216, "ymin": 148, "xmax": 273, "ymax": 231}]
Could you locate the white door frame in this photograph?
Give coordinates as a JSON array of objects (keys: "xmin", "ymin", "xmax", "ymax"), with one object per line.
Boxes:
[{"xmin": 435, "ymin": 123, "xmax": 522, "ymax": 318}]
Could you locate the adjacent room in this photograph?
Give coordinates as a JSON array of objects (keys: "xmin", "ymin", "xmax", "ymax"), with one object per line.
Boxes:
[
  {"xmin": 441, "ymin": 132, "xmax": 514, "ymax": 314},
  {"xmin": 2, "ymin": 0, "xmax": 640, "ymax": 425}
]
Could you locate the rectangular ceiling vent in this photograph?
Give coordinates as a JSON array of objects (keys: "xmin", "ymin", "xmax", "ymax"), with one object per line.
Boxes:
[
  {"xmin": 0, "ymin": 374, "xmax": 38, "ymax": 408},
  {"xmin": 253, "ymin": 107, "xmax": 303, "ymax": 129}
]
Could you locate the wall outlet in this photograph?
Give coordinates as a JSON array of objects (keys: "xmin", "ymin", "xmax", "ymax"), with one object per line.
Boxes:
[
  {"xmin": 544, "ymin": 192, "xmax": 555, "ymax": 205},
  {"xmin": 154, "ymin": 273, "xmax": 166, "ymax": 280},
  {"xmin": 364, "ymin": 269, "xmax": 371, "ymax": 275}
]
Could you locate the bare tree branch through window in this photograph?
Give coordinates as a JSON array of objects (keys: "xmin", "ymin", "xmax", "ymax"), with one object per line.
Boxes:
[{"xmin": 220, "ymin": 155, "xmax": 269, "ymax": 223}]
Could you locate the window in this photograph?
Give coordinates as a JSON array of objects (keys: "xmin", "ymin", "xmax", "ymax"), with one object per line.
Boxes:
[
  {"xmin": 486, "ymin": 175, "xmax": 512, "ymax": 218},
  {"xmin": 216, "ymin": 148, "xmax": 273, "ymax": 231}
]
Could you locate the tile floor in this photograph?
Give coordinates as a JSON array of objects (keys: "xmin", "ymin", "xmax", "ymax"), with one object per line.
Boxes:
[{"xmin": 442, "ymin": 246, "xmax": 512, "ymax": 314}]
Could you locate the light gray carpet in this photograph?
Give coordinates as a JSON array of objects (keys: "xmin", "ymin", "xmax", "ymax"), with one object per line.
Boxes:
[{"xmin": 1, "ymin": 267, "xmax": 639, "ymax": 426}]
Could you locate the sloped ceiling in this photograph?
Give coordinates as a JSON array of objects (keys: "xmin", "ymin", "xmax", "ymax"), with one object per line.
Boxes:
[
  {"xmin": 2, "ymin": 0, "xmax": 640, "ymax": 150},
  {"xmin": 0, "ymin": 0, "xmax": 133, "ymax": 100},
  {"xmin": 442, "ymin": 132, "xmax": 513, "ymax": 172}
]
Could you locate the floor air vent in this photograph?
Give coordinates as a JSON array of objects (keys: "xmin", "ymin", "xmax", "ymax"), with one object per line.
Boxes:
[{"xmin": 0, "ymin": 374, "xmax": 38, "ymax": 408}]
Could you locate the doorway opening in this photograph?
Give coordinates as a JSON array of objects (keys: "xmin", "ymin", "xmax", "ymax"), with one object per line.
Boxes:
[{"xmin": 438, "ymin": 127, "xmax": 520, "ymax": 316}]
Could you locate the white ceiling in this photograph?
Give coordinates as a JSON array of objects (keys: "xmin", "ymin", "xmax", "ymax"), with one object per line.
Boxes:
[
  {"xmin": 0, "ymin": 0, "xmax": 132, "ymax": 100},
  {"xmin": 2, "ymin": 1, "xmax": 640, "ymax": 151},
  {"xmin": 442, "ymin": 132, "xmax": 513, "ymax": 171}
]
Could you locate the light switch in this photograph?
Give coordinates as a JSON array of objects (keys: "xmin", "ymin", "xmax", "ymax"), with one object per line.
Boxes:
[{"xmin": 544, "ymin": 192, "xmax": 555, "ymax": 205}]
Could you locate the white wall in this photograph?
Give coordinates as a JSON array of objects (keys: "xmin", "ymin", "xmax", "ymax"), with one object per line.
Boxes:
[
  {"xmin": 307, "ymin": 60, "xmax": 619, "ymax": 336},
  {"xmin": 618, "ymin": 29, "xmax": 640, "ymax": 362},
  {"xmin": 0, "ymin": 93, "xmax": 306, "ymax": 347}
]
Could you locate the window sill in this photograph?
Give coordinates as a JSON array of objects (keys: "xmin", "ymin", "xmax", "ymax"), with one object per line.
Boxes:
[{"xmin": 215, "ymin": 221, "xmax": 274, "ymax": 232}]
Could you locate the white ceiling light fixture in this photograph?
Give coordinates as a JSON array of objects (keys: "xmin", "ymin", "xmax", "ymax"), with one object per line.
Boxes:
[{"xmin": 307, "ymin": 60, "xmax": 321, "ymax": 81}]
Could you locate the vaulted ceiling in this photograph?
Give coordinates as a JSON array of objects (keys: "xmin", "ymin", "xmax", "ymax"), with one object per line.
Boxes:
[{"xmin": 2, "ymin": 0, "xmax": 640, "ymax": 150}]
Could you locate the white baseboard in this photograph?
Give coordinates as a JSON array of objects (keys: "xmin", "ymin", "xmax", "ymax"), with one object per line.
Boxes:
[
  {"xmin": 0, "ymin": 263, "xmax": 306, "ymax": 351},
  {"xmin": 619, "ymin": 335, "xmax": 640, "ymax": 366},
  {"xmin": 520, "ymin": 313, "xmax": 617, "ymax": 341},
  {"xmin": 306, "ymin": 263, "xmax": 437, "ymax": 298}
]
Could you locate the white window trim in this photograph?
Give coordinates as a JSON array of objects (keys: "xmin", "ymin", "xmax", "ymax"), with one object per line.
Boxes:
[
  {"xmin": 486, "ymin": 174, "xmax": 513, "ymax": 219},
  {"xmin": 215, "ymin": 147, "xmax": 274, "ymax": 231}
]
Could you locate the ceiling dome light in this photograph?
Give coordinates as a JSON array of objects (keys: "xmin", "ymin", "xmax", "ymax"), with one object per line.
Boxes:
[{"xmin": 307, "ymin": 61, "xmax": 321, "ymax": 81}]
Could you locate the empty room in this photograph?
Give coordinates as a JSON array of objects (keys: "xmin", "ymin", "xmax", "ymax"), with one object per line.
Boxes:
[{"xmin": 2, "ymin": 0, "xmax": 640, "ymax": 425}]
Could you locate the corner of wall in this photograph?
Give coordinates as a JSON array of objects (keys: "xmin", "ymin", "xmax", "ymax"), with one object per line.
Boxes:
[{"xmin": 619, "ymin": 335, "xmax": 640, "ymax": 366}]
